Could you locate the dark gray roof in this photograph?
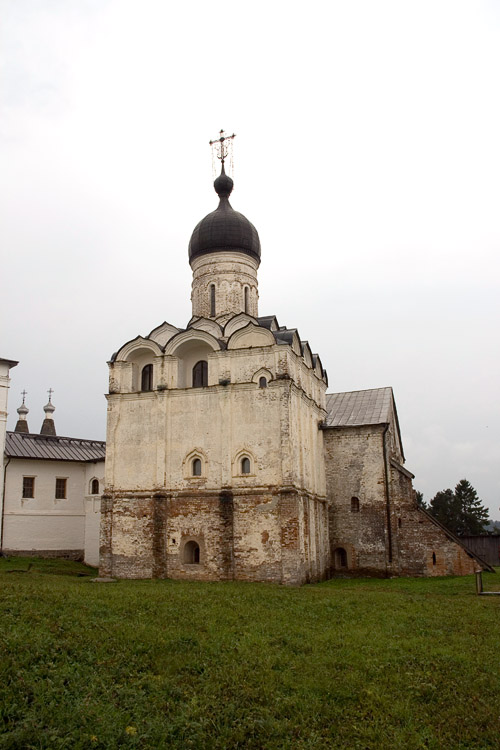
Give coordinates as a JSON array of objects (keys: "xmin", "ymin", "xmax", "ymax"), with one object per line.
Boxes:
[
  {"xmin": 188, "ymin": 168, "xmax": 260, "ymax": 264},
  {"xmin": 325, "ymin": 387, "xmax": 394, "ymax": 427},
  {"xmin": 5, "ymin": 432, "xmax": 105, "ymax": 462}
]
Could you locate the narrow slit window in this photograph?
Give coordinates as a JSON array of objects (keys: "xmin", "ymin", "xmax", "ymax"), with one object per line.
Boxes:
[
  {"xmin": 210, "ymin": 285, "xmax": 216, "ymax": 317},
  {"xmin": 141, "ymin": 364, "xmax": 153, "ymax": 391},
  {"xmin": 244, "ymin": 286, "xmax": 249, "ymax": 314},
  {"xmin": 55, "ymin": 478, "xmax": 67, "ymax": 499},
  {"xmin": 192, "ymin": 360, "xmax": 208, "ymax": 388},
  {"xmin": 192, "ymin": 458, "xmax": 202, "ymax": 476},
  {"xmin": 351, "ymin": 497, "xmax": 360, "ymax": 513},
  {"xmin": 241, "ymin": 457, "xmax": 251, "ymax": 474},
  {"xmin": 91, "ymin": 478, "xmax": 99, "ymax": 495},
  {"xmin": 432, "ymin": 552, "xmax": 436, "ymax": 565}
]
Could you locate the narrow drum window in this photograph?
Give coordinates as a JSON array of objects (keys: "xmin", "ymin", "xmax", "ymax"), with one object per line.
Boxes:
[
  {"xmin": 244, "ymin": 286, "xmax": 249, "ymax": 314},
  {"xmin": 259, "ymin": 376, "xmax": 267, "ymax": 388},
  {"xmin": 192, "ymin": 360, "xmax": 208, "ymax": 388},
  {"xmin": 351, "ymin": 497, "xmax": 360, "ymax": 513},
  {"xmin": 192, "ymin": 458, "xmax": 202, "ymax": 476},
  {"xmin": 432, "ymin": 552, "xmax": 436, "ymax": 565},
  {"xmin": 22, "ymin": 477, "xmax": 35, "ymax": 499},
  {"xmin": 91, "ymin": 478, "xmax": 99, "ymax": 495},
  {"xmin": 241, "ymin": 457, "xmax": 251, "ymax": 474},
  {"xmin": 141, "ymin": 364, "xmax": 153, "ymax": 391},
  {"xmin": 55, "ymin": 478, "xmax": 67, "ymax": 499},
  {"xmin": 210, "ymin": 284, "xmax": 216, "ymax": 317}
]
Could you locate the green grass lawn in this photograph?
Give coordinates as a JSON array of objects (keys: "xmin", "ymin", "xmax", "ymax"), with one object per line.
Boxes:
[{"xmin": 1, "ymin": 558, "xmax": 499, "ymax": 749}]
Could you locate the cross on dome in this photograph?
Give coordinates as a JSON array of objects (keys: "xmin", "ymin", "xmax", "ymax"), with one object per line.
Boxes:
[{"xmin": 209, "ymin": 129, "xmax": 236, "ymax": 167}]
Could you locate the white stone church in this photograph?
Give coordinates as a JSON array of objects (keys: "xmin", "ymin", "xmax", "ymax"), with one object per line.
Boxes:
[{"xmin": 1, "ymin": 153, "xmax": 484, "ymax": 582}]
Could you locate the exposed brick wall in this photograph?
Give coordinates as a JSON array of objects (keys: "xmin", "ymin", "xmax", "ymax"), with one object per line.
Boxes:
[
  {"xmin": 324, "ymin": 425, "xmax": 477, "ymax": 578},
  {"xmin": 99, "ymin": 489, "xmax": 329, "ymax": 585}
]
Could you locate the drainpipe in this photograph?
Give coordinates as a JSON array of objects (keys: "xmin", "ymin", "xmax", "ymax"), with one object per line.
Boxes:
[
  {"xmin": 382, "ymin": 424, "xmax": 393, "ymax": 565},
  {"xmin": 0, "ymin": 457, "xmax": 11, "ymax": 555}
]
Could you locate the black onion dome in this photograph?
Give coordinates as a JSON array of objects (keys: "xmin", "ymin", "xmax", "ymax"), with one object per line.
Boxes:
[{"xmin": 189, "ymin": 166, "xmax": 261, "ymax": 264}]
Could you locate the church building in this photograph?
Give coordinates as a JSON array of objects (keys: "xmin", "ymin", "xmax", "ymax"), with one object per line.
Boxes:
[{"xmin": 100, "ymin": 140, "xmax": 481, "ymax": 584}]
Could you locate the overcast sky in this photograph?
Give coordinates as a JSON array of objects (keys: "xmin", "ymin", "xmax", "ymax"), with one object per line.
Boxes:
[{"xmin": 1, "ymin": 0, "xmax": 499, "ymax": 515}]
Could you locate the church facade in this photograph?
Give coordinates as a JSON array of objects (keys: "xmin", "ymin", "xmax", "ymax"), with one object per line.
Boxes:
[{"xmin": 99, "ymin": 161, "xmax": 480, "ymax": 584}]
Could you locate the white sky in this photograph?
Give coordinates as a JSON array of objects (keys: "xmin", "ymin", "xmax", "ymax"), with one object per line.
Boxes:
[{"xmin": 1, "ymin": 0, "xmax": 499, "ymax": 515}]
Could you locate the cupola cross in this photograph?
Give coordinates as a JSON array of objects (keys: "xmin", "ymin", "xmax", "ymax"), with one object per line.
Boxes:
[
  {"xmin": 47, "ymin": 388, "xmax": 54, "ymax": 403},
  {"xmin": 21, "ymin": 389, "xmax": 27, "ymax": 404},
  {"xmin": 209, "ymin": 129, "xmax": 236, "ymax": 166}
]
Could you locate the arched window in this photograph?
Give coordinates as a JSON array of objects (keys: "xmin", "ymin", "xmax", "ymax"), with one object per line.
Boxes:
[
  {"xmin": 210, "ymin": 285, "xmax": 216, "ymax": 317},
  {"xmin": 192, "ymin": 458, "xmax": 202, "ymax": 476},
  {"xmin": 259, "ymin": 376, "xmax": 267, "ymax": 388},
  {"xmin": 244, "ymin": 286, "xmax": 249, "ymax": 314},
  {"xmin": 241, "ymin": 457, "xmax": 251, "ymax": 474},
  {"xmin": 334, "ymin": 547, "xmax": 348, "ymax": 569},
  {"xmin": 141, "ymin": 364, "xmax": 153, "ymax": 391},
  {"xmin": 90, "ymin": 479, "xmax": 99, "ymax": 495},
  {"xmin": 192, "ymin": 360, "xmax": 208, "ymax": 388},
  {"xmin": 351, "ymin": 497, "xmax": 360, "ymax": 513},
  {"xmin": 184, "ymin": 540, "xmax": 200, "ymax": 564}
]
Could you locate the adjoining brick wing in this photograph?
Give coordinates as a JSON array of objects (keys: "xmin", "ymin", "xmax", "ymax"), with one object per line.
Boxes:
[{"xmin": 323, "ymin": 387, "xmax": 484, "ymax": 578}]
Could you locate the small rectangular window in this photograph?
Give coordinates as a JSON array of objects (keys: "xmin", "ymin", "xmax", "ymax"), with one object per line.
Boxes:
[
  {"xmin": 22, "ymin": 476, "xmax": 35, "ymax": 499},
  {"xmin": 55, "ymin": 478, "xmax": 67, "ymax": 499}
]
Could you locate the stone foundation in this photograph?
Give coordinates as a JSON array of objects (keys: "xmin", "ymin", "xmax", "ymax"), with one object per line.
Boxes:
[{"xmin": 99, "ymin": 488, "xmax": 329, "ymax": 585}]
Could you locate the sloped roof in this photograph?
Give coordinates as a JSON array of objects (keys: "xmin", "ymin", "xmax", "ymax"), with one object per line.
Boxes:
[
  {"xmin": 324, "ymin": 387, "xmax": 394, "ymax": 427},
  {"xmin": 5, "ymin": 432, "xmax": 105, "ymax": 462}
]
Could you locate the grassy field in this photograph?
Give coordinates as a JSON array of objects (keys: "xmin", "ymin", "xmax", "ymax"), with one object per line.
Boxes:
[{"xmin": 1, "ymin": 558, "xmax": 499, "ymax": 749}]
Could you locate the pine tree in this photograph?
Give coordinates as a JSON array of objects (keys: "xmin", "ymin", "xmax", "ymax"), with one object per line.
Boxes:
[
  {"xmin": 428, "ymin": 479, "xmax": 489, "ymax": 535},
  {"xmin": 454, "ymin": 479, "xmax": 489, "ymax": 535},
  {"xmin": 429, "ymin": 488, "xmax": 459, "ymax": 531}
]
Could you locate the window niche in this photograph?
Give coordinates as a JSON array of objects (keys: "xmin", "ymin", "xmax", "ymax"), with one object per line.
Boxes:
[
  {"xmin": 351, "ymin": 497, "xmax": 360, "ymax": 513},
  {"xmin": 259, "ymin": 376, "xmax": 267, "ymax": 388},
  {"xmin": 141, "ymin": 364, "xmax": 153, "ymax": 392},
  {"xmin": 334, "ymin": 547, "xmax": 348, "ymax": 569},
  {"xmin": 192, "ymin": 360, "xmax": 208, "ymax": 388},
  {"xmin": 241, "ymin": 457, "xmax": 251, "ymax": 474},
  {"xmin": 184, "ymin": 540, "xmax": 200, "ymax": 564},
  {"xmin": 90, "ymin": 478, "xmax": 99, "ymax": 495},
  {"xmin": 192, "ymin": 458, "xmax": 202, "ymax": 476},
  {"xmin": 209, "ymin": 284, "xmax": 216, "ymax": 317}
]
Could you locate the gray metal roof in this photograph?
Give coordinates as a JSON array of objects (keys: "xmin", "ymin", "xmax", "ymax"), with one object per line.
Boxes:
[
  {"xmin": 5, "ymin": 432, "xmax": 105, "ymax": 462},
  {"xmin": 325, "ymin": 387, "xmax": 394, "ymax": 427}
]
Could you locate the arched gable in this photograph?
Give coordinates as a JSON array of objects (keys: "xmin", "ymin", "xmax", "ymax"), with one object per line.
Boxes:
[
  {"xmin": 113, "ymin": 336, "xmax": 163, "ymax": 362},
  {"xmin": 188, "ymin": 317, "xmax": 223, "ymax": 339},
  {"xmin": 148, "ymin": 321, "xmax": 179, "ymax": 347},
  {"xmin": 227, "ymin": 323, "xmax": 275, "ymax": 350},
  {"xmin": 164, "ymin": 329, "xmax": 222, "ymax": 356},
  {"xmin": 301, "ymin": 341, "xmax": 314, "ymax": 368},
  {"xmin": 224, "ymin": 313, "xmax": 259, "ymax": 338}
]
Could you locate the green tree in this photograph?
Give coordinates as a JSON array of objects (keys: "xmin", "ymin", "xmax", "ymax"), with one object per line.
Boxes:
[
  {"xmin": 428, "ymin": 479, "xmax": 489, "ymax": 535},
  {"xmin": 415, "ymin": 490, "xmax": 427, "ymax": 510}
]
